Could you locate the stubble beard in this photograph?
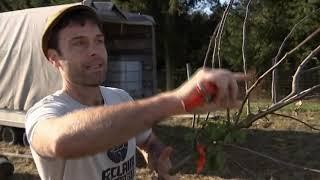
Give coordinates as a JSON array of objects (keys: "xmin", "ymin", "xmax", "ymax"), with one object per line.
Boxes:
[{"xmin": 67, "ymin": 66, "xmax": 107, "ymax": 87}]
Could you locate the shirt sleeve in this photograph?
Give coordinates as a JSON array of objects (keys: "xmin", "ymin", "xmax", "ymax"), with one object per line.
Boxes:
[
  {"xmin": 135, "ymin": 129, "xmax": 152, "ymax": 146},
  {"xmin": 112, "ymin": 88, "xmax": 153, "ymax": 146},
  {"xmin": 25, "ymin": 99, "xmax": 66, "ymax": 144}
]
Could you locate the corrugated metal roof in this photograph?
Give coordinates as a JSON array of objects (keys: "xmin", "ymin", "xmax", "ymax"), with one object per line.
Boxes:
[{"xmin": 85, "ymin": 1, "xmax": 155, "ymax": 26}]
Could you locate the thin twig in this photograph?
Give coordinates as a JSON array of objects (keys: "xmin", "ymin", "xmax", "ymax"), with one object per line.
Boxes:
[
  {"xmin": 271, "ymin": 112, "xmax": 320, "ymax": 131},
  {"xmin": 264, "ymin": 116, "xmax": 271, "ymax": 122},
  {"xmin": 301, "ymin": 65, "xmax": 320, "ymax": 74},
  {"xmin": 203, "ymin": 26, "xmax": 219, "ymax": 68},
  {"xmin": 242, "ymin": 0, "xmax": 253, "ymax": 116},
  {"xmin": 204, "ymin": 112, "xmax": 210, "ymax": 123},
  {"xmin": 212, "ymin": 0, "xmax": 234, "ymax": 67},
  {"xmin": 226, "ymin": 109, "xmax": 230, "ymax": 123},
  {"xmin": 224, "ymin": 144, "xmax": 320, "ymax": 173},
  {"xmin": 192, "ymin": 114, "xmax": 196, "ymax": 128},
  {"xmin": 212, "ymin": 21, "xmax": 222, "ymax": 68},
  {"xmin": 217, "ymin": 0, "xmax": 234, "ymax": 67}
]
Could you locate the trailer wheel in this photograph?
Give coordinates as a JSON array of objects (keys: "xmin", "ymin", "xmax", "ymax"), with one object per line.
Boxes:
[
  {"xmin": 0, "ymin": 155, "xmax": 14, "ymax": 178},
  {"xmin": 1, "ymin": 127, "xmax": 18, "ymax": 145},
  {"xmin": 23, "ymin": 132, "xmax": 29, "ymax": 147}
]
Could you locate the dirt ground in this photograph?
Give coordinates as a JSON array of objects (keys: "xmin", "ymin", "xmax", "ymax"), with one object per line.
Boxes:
[{"xmin": 1, "ymin": 109, "xmax": 320, "ymax": 180}]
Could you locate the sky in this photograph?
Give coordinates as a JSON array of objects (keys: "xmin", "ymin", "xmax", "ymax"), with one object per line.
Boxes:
[{"xmin": 197, "ymin": 0, "xmax": 230, "ymax": 14}]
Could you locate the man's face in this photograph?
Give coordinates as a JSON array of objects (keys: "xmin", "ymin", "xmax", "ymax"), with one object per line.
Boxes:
[{"xmin": 54, "ymin": 20, "xmax": 107, "ymax": 87}]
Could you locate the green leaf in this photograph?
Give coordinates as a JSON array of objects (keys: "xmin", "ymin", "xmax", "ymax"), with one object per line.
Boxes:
[
  {"xmin": 215, "ymin": 151, "xmax": 226, "ymax": 171},
  {"xmin": 233, "ymin": 130, "xmax": 247, "ymax": 144},
  {"xmin": 223, "ymin": 133, "xmax": 234, "ymax": 144}
]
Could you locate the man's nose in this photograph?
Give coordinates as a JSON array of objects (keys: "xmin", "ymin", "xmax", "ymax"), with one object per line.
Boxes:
[{"xmin": 88, "ymin": 45, "xmax": 97, "ymax": 57}]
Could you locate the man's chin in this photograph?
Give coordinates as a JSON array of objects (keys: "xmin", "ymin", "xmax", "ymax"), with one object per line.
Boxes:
[
  {"xmin": 79, "ymin": 80, "xmax": 103, "ymax": 87},
  {"xmin": 85, "ymin": 82, "xmax": 103, "ymax": 87},
  {"xmin": 86, "ymin": 84, "xmax": 101, "ymax": 87}
]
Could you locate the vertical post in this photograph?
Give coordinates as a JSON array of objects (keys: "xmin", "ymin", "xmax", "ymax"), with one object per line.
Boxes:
[
  {"xmin": 272, "ymin": 58, "xmax": 278, "ymax": 104},
  {"xmin": 186, "ymin": 63, "xmax": 197, "ymax": 128},
  {"xmin": 186, "ymin": 63, "xmax": 191, "ymax": 79}
]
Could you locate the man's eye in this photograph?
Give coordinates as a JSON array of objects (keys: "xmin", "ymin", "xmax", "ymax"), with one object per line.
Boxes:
[
  {"xmin": 97, "ymin": 39, "xmax": 104, "ymax": 44},
  {"xmin": 73, "ymin": 40, "xmax": 86, "ymax": 46}
]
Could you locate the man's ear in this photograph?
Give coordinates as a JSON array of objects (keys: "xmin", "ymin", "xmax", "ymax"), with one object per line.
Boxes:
[{"xmin": 47, "ymin": 49, "xmax": 61, "ymax": 68}]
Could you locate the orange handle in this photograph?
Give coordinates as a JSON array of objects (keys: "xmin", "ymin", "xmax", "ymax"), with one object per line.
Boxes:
[{"xmin": 182, "ymin": 81, "xmax": 218, "ymax": 112}]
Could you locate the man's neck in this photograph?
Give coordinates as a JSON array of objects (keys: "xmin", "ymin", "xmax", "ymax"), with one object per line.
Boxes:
[{"xmin": 62, "ymin": 83, "xmax": 104, "ymax": 106}]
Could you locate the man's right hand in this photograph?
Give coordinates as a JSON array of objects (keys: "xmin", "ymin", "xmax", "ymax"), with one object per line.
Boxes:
[{"xmin": 172, "ymin": 68, "xmax": 247, "ymax": 113}]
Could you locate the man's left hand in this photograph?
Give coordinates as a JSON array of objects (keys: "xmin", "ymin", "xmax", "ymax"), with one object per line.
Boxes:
[{"xmin": 149, "ymin": 146, "xmax": 178, "ymax": 180}]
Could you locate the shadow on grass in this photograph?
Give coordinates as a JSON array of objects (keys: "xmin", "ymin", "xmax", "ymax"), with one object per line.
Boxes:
[{"xmin": 153, "ymin": 123, "xmax": 320, "ymax": 179}]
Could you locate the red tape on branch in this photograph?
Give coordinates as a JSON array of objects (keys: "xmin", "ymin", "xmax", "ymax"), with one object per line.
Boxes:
[{"xmin": 182, "ymin": 81, "xmax": 218, "ymax": 112}]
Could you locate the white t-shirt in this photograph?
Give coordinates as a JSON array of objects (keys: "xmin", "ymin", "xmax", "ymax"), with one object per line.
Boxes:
[{"xmin": 25, "ymin": 86, "xmax": 151, "ymax": 180}]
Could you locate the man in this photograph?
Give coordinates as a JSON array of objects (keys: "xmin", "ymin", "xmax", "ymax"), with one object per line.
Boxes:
[{"xmin": 25, "ymin": 4, "xmax": 245, "ymax": 180}]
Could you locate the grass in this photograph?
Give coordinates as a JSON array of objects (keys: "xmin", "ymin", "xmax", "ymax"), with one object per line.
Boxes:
[{"xmin": 246, "ymin": 99, "xmax": 320, "ymax": 113}]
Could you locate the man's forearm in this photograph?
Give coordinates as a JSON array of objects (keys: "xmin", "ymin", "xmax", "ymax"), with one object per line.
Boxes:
[{"xmin": 33, "ymin": 92, "xmax": 184, "ymax": 158}]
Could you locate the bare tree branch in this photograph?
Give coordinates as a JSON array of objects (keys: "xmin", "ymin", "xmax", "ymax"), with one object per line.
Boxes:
[
  {"xmin": 238, "ymin": 84, "xmax": 320, "ymax": 128},
  {"xmin": 224, "ymin": 144, "xmax": 320, "ymax": 174},
  {"xmin": 212, "ymin": 0, "xmax": 234, "ymax": 68},
  {"xmin": 203, "ymin": 26, "xmax": 219, "ymax": 68},
  {"xmin": 217, "ymin": 0, "xmax": 234, "ymax": 68},
  {"xmin": 303, "ymin": 94, "xmax": 320, "ymax": 99},
  {"xmin": 302, "ymin": 65, "xmax": 320, "ymax": 74},
  {"xmin": 241, "ymin": 0, "xmax": 253, "ymax": 117},
  {"xmin": 212, "ymin": 21, "xmax": 221, "ymax": 68},
  {"xmin": 282, "ymin": 44, "xmax": 320, "ymax": 102},
  {"xmin": 271, "ymin": 113, "xmax": 320, "ymax": 131}
]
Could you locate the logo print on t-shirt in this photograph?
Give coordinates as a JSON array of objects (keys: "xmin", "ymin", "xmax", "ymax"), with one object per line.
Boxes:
[{"xmin": 107, "ymin": 143, "xmax": 128, "ymax": 163}]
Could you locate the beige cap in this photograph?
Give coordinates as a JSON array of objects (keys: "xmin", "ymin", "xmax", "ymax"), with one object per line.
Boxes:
[{"xmin": 42, "ymin": 5, "xmax": 98, "ymax": 58}]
